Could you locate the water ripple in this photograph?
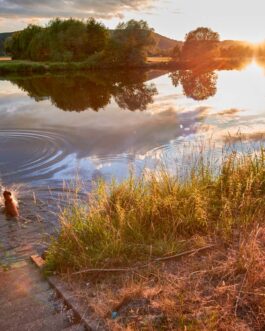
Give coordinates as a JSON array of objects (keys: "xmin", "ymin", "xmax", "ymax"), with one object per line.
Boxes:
[{"xmin": 0, "ymin": 129, "xmax": 72, "ymax": 183}]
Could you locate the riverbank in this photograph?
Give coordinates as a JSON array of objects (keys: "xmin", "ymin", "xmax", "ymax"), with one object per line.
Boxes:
[
  {"xmin": 44, "ymin": 147, "xmax": 265, "ymax": 329},
  {"xmin": 0, "ymin": 58, "xmax": 180, "ymax": 74},
  {"xmin": 0, "ymin": 56, "xmax": 256, "ymax": 75}
]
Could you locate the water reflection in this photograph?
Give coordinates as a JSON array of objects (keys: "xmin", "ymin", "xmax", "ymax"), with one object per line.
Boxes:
[
  {"xmin": 5, "ymin": 56, "xmax": 257, "ymax": 113},
  {"xmin": 169, "ymin": 57, "xmax": 253, "ymax": 101},
  {"xmin": 170, "ymin": 70, "xmax": 217, "ymax": 100},
  {"xmin": 256, "ymin": 57, "xmax": 265, "ymax": 72},
  {"xmin": 8, "ymin": 71, "xmax": 158, "ymax": 112}
]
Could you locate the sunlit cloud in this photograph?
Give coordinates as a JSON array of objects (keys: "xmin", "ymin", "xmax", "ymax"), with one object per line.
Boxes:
[{"xmin": 217, "ymin": 108, "xmax": 242, "ymax": 117}]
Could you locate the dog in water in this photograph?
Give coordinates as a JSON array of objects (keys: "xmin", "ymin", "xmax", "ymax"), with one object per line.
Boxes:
[{"xmin": 3, "ymin": 190, "xmax": 19, "ymax": 217}]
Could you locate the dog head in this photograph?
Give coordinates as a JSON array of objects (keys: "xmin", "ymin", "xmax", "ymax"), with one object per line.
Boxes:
[{"xmin": 3, "ymin": 190, "xmax": 12, "ymax": 201}]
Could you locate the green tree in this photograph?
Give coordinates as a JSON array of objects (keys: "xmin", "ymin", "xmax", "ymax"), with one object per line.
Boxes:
[
  {"xmin": 5, "ymin": 25, "xmax": 42, "ymax": 59},
  {"xmin": 6, "ymin": 18, "xmax": 109, "ymax": 62},
  {"xmin": 106, "ymin": 19, "xmax": 155, "ymax": 66},
  {"xmin": 86, "ymin": 18, "xmax": 109, "ymax": 55}
]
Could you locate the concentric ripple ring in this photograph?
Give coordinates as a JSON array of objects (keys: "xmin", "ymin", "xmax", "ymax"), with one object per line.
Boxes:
[{"xmin": 0, "ymin": 129, "xmax": 73, "ymax": 183}]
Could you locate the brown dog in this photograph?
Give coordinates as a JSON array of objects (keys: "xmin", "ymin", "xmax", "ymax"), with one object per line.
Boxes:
[{"xmin": 3, "ymin": 191, "xmax": 19, "ymax": 217}]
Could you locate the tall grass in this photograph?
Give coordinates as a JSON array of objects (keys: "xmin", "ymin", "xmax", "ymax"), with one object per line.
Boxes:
[{"xmin": 46, "ymin": 148, "xmax": 265, "ymax": 273}]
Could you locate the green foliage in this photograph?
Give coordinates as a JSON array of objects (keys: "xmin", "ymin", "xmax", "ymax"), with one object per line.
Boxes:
[
  {"xmin": 105, "ymin": 19, "xmax": 155, "ymax": 66},
  {"xmin": 46, "ymin": 148, "xmax": 265, "ymax": 273},
  {"xmin": 5, "ymin": 18, "xmax": 154, "ymax": 65},
  {"xmin": 5, "ymin": 25, "xmax": 42, "ymax": 59},
  {"xmin": 85, "ymin": 18, "xmax": 109, "ymax": 55},
  {"xmin": 0, "ymin": 59, "xmax": 99, "ymax": 74},
  {"xmin": 6, "ymin": 18, "xmax": 109, "ymax": 62}
]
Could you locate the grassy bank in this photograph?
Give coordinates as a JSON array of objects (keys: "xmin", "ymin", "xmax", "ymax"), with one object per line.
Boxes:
[
  {"xmin": 0, "ymin": 59, "xmax": 101, "ymax": 74},
  {"xmin": 0, "ymin": 57, "xmax": 182, "ymax": 74},
  {"xmin": 0, "ymin": 57, "xmax": 256, "ymax": 75},
  {"xmin": 46, "ymin": 148, "xmax": 265, "ymax": 273},
  {"xmin": 45, "ymin": 148, "xmax": 265, "ymax": 329}
]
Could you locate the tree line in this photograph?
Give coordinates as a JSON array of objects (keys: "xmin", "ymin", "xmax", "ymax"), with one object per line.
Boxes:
[
  {"xmin": 5, "ymin": 19, "xmax": 263, "ymax": 65},
  {"xmin": 4, "ymin": 18, "xmax": 155, "ymax": 65},
  {"xmin": 171, "ymin": 27, "xmax": 256, "ymax": 64}
]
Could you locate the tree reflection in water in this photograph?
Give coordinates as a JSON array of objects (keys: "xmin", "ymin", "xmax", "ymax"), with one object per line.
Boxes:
[
  {"xmin": 170, "ymin": 69, "xmax": 217, "ymax": 100},
  {"xmin": 169, "ymin": 57, "xmax": 253, "ymax": 101},
  {"xmin": 9, "ymin": 71, "xmax": 159, "ymax": 112},
  {"xmin": 8, "ymin": 56, "xmax": 254, "ymax": 110},
  {"xmin": 114, "ymin": 83, "xmax": 157, "ymax": 111}
]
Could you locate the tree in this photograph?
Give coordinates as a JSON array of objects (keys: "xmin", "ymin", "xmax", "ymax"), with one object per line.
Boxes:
[
  {"xmin": 6, "ymin": 18, "xmax": 109, "ymax": 62},
  {"xmin": 106, "ymin": 19, "xmax": 155, "ymax": 66},
  {"xmin": 5, "ymin": 25, "xmax": 42, "ymax": 59},
  {"xmin": 86, "ymin": 18, "xmax": 109, "ymax": 56},
  {"xmin": 182, "ymin": 27, "xmax": 220, "ymax": 63},
  {"xmin": 171, "ymin": 44, "xmax": 182, "ymax": 61},
  {"xmin": 185, "ymin": 27, "xmax": 220, "ymax": 42},
  {"xmin": 43, "ymin": 18, "xmax": 108, "ymax": 61}
]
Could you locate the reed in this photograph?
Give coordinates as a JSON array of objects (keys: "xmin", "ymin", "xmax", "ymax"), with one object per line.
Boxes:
[{"xmin": 45, "ymin": 148, "xmax": 265, "ymax": 273}]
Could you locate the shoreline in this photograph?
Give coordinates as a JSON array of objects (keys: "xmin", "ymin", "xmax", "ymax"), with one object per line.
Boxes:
[
  {"xmin": 0, "ymin": 56, "xmax": 257, "ymax": 75},
  {"xmin": 0, "ymin": 59, "xmax": 182, "ymax": 74}
]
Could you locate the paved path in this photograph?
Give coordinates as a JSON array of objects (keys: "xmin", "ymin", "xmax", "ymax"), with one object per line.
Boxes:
[
  {"xmin": 0, "ymin": 259, "xmax": 86, "ymax": 331},
  {"xmin": 0, "ymin": 205, "xmax": 86, "ymax": 331}
]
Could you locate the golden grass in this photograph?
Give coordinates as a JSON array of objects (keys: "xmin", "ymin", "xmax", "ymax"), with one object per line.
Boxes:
[
  {"xmin": 146, "ymin": 57, "xmax": 172, "ymax": 63},
  {"xmin": 46, "ymin": 148, "xmax": 265, "ymax": 271},
  {"xmin": 0, "ymin": 57, "xmax": 11, "ymax": 61},
  {"xmin": 45, "ymin": 147, "xmax": 265, "ymax": 329}
]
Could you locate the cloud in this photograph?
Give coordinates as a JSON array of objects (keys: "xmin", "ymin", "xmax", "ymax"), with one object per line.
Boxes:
[
  {"xmin": 217, "ymin": 108, "xmax": 241, "ymax": 117},
  {"xmin": 0, "ymin": 0, "xmax": 156, "ymax": 19}
]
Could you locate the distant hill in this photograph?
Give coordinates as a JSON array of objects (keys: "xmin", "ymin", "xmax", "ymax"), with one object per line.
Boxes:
[
  {"xmin": 221, "ymin": 40, "xmax": 252, "ymax": 48},
  {"xmin": 151, "ymin": 32, "xmax": 182, "ymax": 55},
  {"xmin": 0, "ymin": 32, "xmax": 12, "ymax": 55}
]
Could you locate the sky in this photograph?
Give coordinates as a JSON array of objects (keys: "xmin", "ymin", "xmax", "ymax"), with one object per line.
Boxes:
[{"xmin": 0, "ymin": 0, "xmax": 264, "ymax": 43}]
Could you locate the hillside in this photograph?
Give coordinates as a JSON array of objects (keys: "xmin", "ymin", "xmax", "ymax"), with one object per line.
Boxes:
[{"xmin": 151, "ymin": 32, "xmax": 182, "ymax": 55}]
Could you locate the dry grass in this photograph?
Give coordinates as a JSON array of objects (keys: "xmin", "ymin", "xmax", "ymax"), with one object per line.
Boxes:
[
  {"xmin": 146, "ymin": 57, "xmax": 172, "ymax": 63},
  {"xmin": 46, "ymin": 148, "xmax": 265, "ymax": 273},
  {"xmin": 0, "ymin": 57, "xmax": 11, "ymax": 61},
  {"xmin": 45, "ymin": 147, "xmax": 265, "ymax": 329},
  {"xmin": 67, "ymin": 228, "xmax": 265, "ymax": 330}
]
